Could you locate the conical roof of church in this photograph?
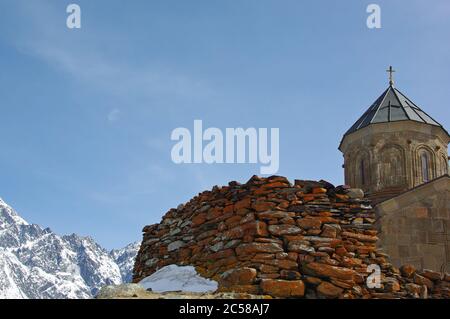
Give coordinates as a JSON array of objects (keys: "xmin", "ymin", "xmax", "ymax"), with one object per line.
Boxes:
[{"xmin": 344, "ymin": 84, "xmax": 445, "ymax": 136}]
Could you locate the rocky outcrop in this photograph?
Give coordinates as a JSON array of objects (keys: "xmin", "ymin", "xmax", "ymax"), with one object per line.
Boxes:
[
  {"xmin": 96, "ymin": 283, "xmax": 268, "ymax": 299},
  {"xmin": 133, "ymin": 175, "xmax": 450, "ymax": 299}
]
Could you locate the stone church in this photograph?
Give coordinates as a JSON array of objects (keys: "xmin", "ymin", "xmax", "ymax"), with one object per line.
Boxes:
[{"xmin": 339, "ymin": 67, "xmax": 450, "ymax": 272}]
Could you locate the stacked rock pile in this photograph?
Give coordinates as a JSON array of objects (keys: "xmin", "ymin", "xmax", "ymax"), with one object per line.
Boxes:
[{"xmin": 133, "ymin": 175, "xmax": 449, "ymax": 299}]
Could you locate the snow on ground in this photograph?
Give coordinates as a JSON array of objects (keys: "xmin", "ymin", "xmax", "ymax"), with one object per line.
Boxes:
[{"xmin": 138, "ymin": 265, "xmax": 218, "ymax": 293}]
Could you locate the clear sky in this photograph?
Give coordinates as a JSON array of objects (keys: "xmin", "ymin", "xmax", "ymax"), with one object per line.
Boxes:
[{"xmin": 0, "ymin": 0, "xmax": 449, "ymax": 249}]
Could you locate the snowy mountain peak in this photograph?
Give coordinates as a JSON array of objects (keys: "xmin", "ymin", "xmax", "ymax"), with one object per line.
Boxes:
[
  {"xmin": 0, "ymin": 198, "xmax": 139, "ymax": 299},
  {"xmin": 0, "ymin": 198, "xmax": 29, "ymax": 228},
  {"xmin": 110, "ymin": 241, "xmax": 141, "ymax": 283}
]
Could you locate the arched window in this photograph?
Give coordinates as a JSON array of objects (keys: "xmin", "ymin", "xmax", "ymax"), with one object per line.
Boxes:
[
  {"xmin": 442, "ymin": 156, "xmax": 449, "ymax": 175},
  {"xmin": 354, "ymin": 152, "xmax": 370, "ymax": 189},
  {"xmin": 421, "ymin": 152, "xmax": 430, "ymax": 182},
  {"xmin": 360, "ymin": 159, "xmax": 366, "ymax": 185}
]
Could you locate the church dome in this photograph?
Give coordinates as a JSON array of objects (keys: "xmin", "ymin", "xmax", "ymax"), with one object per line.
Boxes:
[
  {"xmin": 339, "ymin": 67, "xmax": 449, "ymax": 204},
  {"xmin": 344, "ymin": 84, "xmax": 446, "ymax": 137}
]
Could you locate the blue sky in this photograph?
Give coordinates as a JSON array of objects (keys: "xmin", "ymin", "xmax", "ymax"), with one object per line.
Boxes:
[{"xmin": 0, "ymin": 0, "xmax": 449, "ymax": 249}]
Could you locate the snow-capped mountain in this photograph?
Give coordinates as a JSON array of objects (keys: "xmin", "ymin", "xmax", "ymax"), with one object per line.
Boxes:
[
  {"xmin": 110, "ymin": 242, "xmax": 140, "ymax": 283},
  {"xmin": 0, "ymin": 198, "xmax": 139, "ymax": 299}
]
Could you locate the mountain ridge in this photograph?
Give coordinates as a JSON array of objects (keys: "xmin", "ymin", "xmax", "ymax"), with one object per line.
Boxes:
[{"xmin": 0, "ymin": 197, "xmax": 139, "ymax": 299}]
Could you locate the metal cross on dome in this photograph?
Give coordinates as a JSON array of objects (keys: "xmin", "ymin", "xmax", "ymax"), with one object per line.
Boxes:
[{"xmin": 386, "ymin": 66, "xmax": 396, "ymax": 86}]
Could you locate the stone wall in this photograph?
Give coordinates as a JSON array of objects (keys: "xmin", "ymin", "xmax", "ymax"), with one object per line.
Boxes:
[
  {"xmin": 376, "ymin": 175, "xmax": 450, "ymax": 272},
  {"xmin": 133, "ymin": 175, "xmax": 450, "ymax": 298}
]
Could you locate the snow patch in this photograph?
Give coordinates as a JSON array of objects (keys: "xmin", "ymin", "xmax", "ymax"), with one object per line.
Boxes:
[{"xmin": 138, "ymin": 265, "xmax": 218, "ymax": 293}]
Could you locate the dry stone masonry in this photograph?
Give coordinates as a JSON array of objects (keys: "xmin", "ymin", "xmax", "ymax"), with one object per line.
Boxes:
[{"xmin": 133, "ymin": 175, "xmax": 449, "ymax": 299}]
